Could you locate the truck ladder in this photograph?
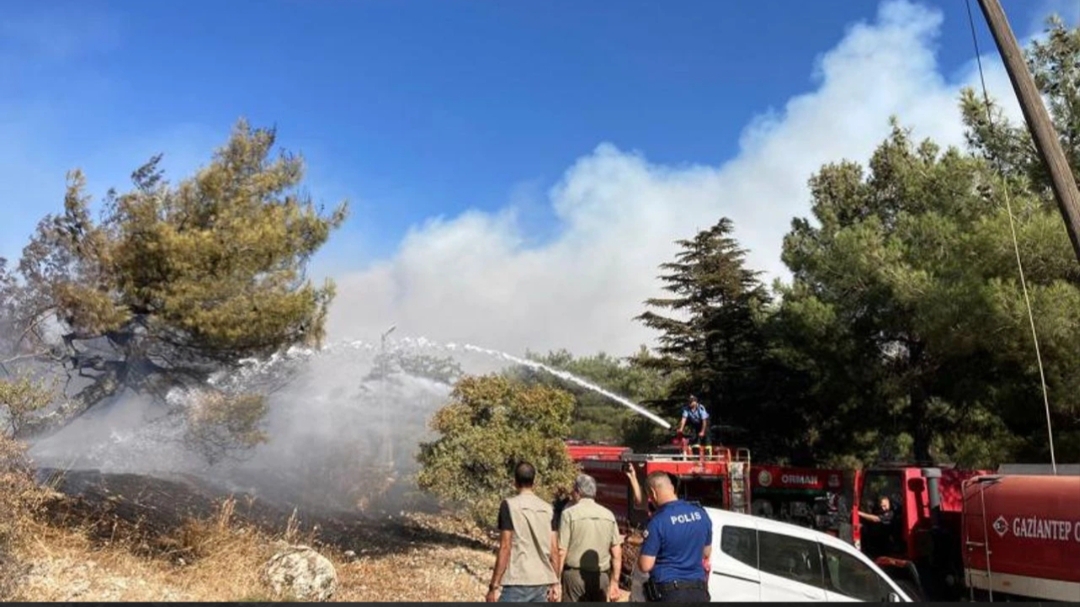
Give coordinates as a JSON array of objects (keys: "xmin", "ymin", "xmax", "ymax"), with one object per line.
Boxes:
[
  {"xmin": 727, "ymin": 448, "xmax": 751, "ymax": 514},
  {"xmin": 962, "ymin": 477, "xmax": 1000, "ymax": 601}
]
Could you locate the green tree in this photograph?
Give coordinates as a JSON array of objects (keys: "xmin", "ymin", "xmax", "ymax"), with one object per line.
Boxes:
[
  {"xmin": 180, "ymin": 389, "xmax": 269, "ymax": 465},
  {"xmin": 634, "ymin": 218, "xmax": 770, "ymax": 431},
  {"xmin": 365, "ymin": 351, "xmax": 464, "ymax": 385},
  {"xmin": 1, "ymin": 119, "xmax": 347, "ymax": 438},
  {"xmin": 416, "ymin": 374, "xmax": 577, "ymax": 527},
  {"xmin": 961, "ymin": 16, "xmax": 1080, "ymax": 192},
  {"xmin": 509, "ymin": 347, "xmax": 675, "ymax": 447},
  {"xmin": 779, "ymin": 116, "xmax": 1080, "ymax": 466}
]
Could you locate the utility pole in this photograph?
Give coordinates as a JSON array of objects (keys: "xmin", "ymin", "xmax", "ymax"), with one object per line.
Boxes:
[
  {"xmin": 976, "ymin": 0, "xmax": 1080, "ymax": 265},
  {"xmin": 977, "ymin": 0, "xmax": 1066, "ymax": 475}
]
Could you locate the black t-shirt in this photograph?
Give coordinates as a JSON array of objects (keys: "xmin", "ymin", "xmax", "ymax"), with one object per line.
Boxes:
[
  {"xmin": 497, "ymin": 499, "xmax": 559, "ymax": 532},
  {"xmin": 878, "ymin": 509, "xmax": 895, "ymax": 526}
]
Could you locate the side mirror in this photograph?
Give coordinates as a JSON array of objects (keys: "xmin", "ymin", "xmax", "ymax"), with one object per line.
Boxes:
[{"xmin": 888, "ymin": 591, "xmax": 903, "ymax": 602}]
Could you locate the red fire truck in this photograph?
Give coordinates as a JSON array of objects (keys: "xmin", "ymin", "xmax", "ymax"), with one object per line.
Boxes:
[
  {"xmin": 566, "ymin": 440, "xmax": 751, "ymax": 532},
  {"xmin": 962, "ymin": 473, "xmax": 1080, "ymax": 602},
  {"xmin": 749, "ymin": 463, "xmax": 847, "ymax": 534},
  {"xmin": 567, "ymin": 440, "xmax": 847, "ymax": 533},
  {"xmin": 844, "ymin": 463, "xmax": 1080, "ymax": 602}
]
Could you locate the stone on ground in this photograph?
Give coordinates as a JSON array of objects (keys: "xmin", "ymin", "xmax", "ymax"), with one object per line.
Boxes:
[{"xmin": 261, "ymin": 544, "xmax": 338, "ymax": 601}]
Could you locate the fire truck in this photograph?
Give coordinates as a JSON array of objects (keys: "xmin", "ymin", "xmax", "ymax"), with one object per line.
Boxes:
[
  {"xmin": 567, "ymin": 439, "xmax": 846, "ymax": 533},
  {"xmin": 844, "ymin": 463, "xmax": 1080, "ymax": 602},
  {"xmin": 749, "ymin": 463, "xmax": 848, "ymax": 534},
  {"xmin": 566, "ymin": 440, "xmax": 752, "ymax": 532}
]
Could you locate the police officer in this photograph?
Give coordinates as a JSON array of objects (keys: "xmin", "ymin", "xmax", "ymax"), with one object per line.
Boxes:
[{"xmin": 636, "ymin": 471, "xmax": 711, "ymax": 602}]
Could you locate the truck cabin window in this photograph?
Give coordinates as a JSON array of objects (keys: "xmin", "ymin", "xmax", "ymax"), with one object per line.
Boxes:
[{"xmin": 859, "ymin": 472, "xmax": 905, "ymax": 558}]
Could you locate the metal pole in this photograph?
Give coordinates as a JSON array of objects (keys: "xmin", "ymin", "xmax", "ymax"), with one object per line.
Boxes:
[
  {"xmin": 975, "ymin": 0, "xmax": 1063, "ymax": 474},
  {"xmin": 976, "ymin": 0, "xmax": 1080, "ymax": 265}
]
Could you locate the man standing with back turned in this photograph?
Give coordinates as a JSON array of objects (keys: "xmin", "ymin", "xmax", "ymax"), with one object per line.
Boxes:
[
  {"xmin": 487, "ymin": 462, "xmax": 560, "ymax": 602},
  {"xmin": 637, "ymin": 472, "xmax": 712, "ymax": 602},
  {"xmin": 555, "ymin": 474, "xmax": 623, "ymax": 602}
]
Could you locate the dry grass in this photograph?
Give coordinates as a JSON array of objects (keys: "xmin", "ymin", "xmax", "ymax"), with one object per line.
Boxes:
[
  {"xmin": 5, "ymin": 494, "xmax": 639, "ymax": 602},
  {"xmin": 1, "ymin": 444, "xmax": 502, "ymax": 602},
  {"xmin": 0, "ymin": 435, "xmax": 625, "ymax": 602},
  {"xmin": 22, "ymin": 511, "xmax": 503, "ymax": 601},
  {"xmin": 0, "ymin": 434, "xmax": 36, "ymax": 600},
  {"xmin": 8, "ymin": 502, "xmax": 502, "ymax": 602}
]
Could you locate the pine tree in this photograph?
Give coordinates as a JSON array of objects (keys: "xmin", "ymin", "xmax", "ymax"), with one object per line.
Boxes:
[
  {"xmin": 1, "ymin": 119, "xmax": 347, "ymax": 437},
  {"xmin": 635, "ymin": 218, "xmax": 768, "ymax": 420}
]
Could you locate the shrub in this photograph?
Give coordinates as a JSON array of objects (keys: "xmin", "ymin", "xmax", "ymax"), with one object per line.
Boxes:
[{"xmin": 417, "ymin": 375, "xmax": 577, "ymax": 527}]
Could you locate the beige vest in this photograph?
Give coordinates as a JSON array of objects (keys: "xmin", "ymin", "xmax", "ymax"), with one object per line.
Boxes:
[{"xmin": 503, "ymin": 492, "xmax": 558, "ymax": 587}]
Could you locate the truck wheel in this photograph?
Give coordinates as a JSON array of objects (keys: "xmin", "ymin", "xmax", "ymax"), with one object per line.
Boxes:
[{"xmin": 894, "ymin": 578, "xmax": 923, "ymax": 602}]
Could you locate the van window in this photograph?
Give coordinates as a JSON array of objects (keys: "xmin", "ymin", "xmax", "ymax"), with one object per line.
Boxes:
[
  {"xmin": 757, "ymin": 530, "xmax": 823, "ymax": 588},
  {"xmin": 821, "ymin": 544, "xmax": 891, "ymax": 601},
  {"xmin": 720, "ymin": 525, "xmax": 757, "ymax": 568}
]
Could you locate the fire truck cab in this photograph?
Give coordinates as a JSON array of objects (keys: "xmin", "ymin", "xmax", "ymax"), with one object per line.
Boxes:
[{"xmin": 847, "ymin": 464, "xmax": 992, "ymax": 601}]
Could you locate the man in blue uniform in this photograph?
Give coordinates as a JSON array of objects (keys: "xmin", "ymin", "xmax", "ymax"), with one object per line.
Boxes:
[
  {"xmin": 637, "ymin": 471, "xmax": 712, "ymax": 602},
  {"xmin": 676, "ymin": 395, "xmax": 711, "ymax": 464}
]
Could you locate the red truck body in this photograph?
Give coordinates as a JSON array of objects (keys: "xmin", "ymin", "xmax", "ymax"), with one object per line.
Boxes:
[
  {"xmin": 565, "ymin": 441, "xmax": 1079, "ymax": 601},
  {"xmin": 566, "ymin": 441, "xmax": 846, "ymax": 536},
  {"xmin": 961, "ymin": 474, "xmax": 1080, "ymax": 602},
  {"xmin": 750, "ymin": 464, "xmax": 847, "ymax": 534},
  {"xmin": 566, "ymin": 442, "xmax": 751, "ymax": 531},
  {"xmin": 751, "ymin": 464, "xmax": 844, "ymax": 493}
]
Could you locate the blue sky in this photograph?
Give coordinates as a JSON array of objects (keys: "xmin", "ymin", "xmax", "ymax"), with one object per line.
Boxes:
[{"xmin": 2, "ymin": 0, "xmax": 1078, "ymax": 355}]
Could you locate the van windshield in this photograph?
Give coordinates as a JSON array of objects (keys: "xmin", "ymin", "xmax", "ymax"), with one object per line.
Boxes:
[{"xmin": 821, "ymin": 543, "xmax": 890, "ymax": 601}]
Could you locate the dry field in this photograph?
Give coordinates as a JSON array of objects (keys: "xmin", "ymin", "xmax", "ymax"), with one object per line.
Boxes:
[
  {"xmin": 0, "ymin": 435, "xmax": 635, "ymax": 602},
  {"xmin": 8, "ymin": 509, "xmax": 499, "ymax": 602},
  {"xmin": 0, "ymin": 436, "xmax": 504, "ymax": 602}
]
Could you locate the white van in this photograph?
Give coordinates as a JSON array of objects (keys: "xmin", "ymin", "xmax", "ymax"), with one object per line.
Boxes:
[
  {"xmin": 629, "ymin": 507, "xmax": 912, "ymax": 602},
  {"xmin": 704, "ymin": 508, "xmax": 912, "ymax": 601}
]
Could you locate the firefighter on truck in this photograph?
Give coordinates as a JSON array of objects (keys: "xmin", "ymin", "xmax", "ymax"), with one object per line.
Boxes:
[{"xmin": 676, "ymin": 395, "xmax": 711, "ymax": 464}]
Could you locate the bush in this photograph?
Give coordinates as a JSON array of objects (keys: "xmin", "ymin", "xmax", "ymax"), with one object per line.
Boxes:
[
  {"xmin": 181, "ymin": 388, "xmax": 269, "ymax": 465},
  {"xmin": 417, "ymin": 375, "xmax": 577, "ymax": 527},
  {"xmin": 0, "ymin": 374, "xmax": 55, "ymax": 438},
  {"xmin": 0, "ymin": 434, "xmax": 35, "ymax": 599}
]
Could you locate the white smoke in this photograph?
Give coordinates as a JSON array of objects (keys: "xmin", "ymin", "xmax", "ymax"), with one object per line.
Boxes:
[
  {"xmin": 17, "ymin": 0, "xmax": 1069, "ymax": 516},
  {"xmin": 325, "ymin": 0, "xmax": 1029, "ymax": 358}
]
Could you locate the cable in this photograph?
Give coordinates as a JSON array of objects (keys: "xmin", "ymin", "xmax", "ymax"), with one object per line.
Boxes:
[{"xmin": 964, "ymin": 0, "xmax": 1057, "ymax": 475}]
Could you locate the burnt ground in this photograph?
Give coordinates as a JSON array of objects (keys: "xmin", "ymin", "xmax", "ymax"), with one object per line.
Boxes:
[{"xmin": 34, "ymin": 467, "xmax": 492, "ymax": 560}]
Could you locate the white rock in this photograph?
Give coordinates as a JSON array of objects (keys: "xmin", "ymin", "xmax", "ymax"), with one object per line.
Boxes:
[{"xmin": 262, "ymin": 544, "xmax": 338, "ymax": 602}]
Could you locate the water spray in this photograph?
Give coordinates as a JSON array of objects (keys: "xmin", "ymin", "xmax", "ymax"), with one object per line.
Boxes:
[
  {"xmin": 443, "ymin": 342, "xmax": 672, "ymax": 430},
  {"xmin": 28, "ymin": 333, "xmax": 673, "ymax": 512}
]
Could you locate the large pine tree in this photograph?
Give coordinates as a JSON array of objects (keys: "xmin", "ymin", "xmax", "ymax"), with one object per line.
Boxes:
[{"xmin": 635, "ymin": 218, "xmax": 768, "ymax": 425}]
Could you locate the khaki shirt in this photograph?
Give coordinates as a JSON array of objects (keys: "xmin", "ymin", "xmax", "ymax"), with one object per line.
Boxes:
[
  {"xmin": 558, "ymin": 498, "xmax": 623, "ymax": 572},
  {"xmin": 501, "ymin": 492, "xmax": 558, "ymax": 586}
]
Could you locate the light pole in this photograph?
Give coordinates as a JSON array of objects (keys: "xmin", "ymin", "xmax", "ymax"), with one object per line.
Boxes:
[{"xmin": 380, "ymin": 325, "xmax": 396, "ymax": 467}]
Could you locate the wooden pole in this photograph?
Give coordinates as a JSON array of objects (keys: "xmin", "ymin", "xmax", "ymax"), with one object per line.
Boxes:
[{"xmin": 977, "ymin": 0, "xmax": 1080, "ymax": 265}]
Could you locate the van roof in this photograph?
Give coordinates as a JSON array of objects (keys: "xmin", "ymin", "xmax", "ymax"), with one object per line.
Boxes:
[{"xmin": 703, "ymin": 506, "xmax": 852, "ymax": 551}]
